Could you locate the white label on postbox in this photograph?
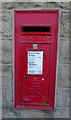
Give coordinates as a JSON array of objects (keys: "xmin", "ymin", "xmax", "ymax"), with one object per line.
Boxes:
[{"xmin": 28, "ymin": 51, "xmax": 43, "ymax": 74}]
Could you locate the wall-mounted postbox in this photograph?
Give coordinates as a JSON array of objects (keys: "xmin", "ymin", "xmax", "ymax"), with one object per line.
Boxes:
[{"xmin": 14, "ymin": 10, "xmax": 59, "ymax": 110}]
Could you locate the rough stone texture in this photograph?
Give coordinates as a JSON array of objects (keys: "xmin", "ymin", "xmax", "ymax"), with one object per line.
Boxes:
[
  {"xmin": 56, "ymin": 89, "xmax": 70, "ymax": 108},
  {"xmin": 53, "ymin": 109, "xmax": 69, "ymax": 118},
  {"xmin": 2, "ymin": 108, "xmax": 17, "ymax": 118},
  {"xmin": 2, "ymin": 12, "xmax": 12, "ymax": 37},
  {"xmin": 60, "ymin": 20, "xmax": 69, "ymax": 38},
  {"xmin": 60, "ymin": 11, "xmax": 69, "ymax": 38},
  {"xmin": 2, "ymin": 108, "xmax": 69, "ymax": 118},
  {"xmin": 2, "ymin": 40, "xmax": 12, "ymax": 64},
  {"xmin": 0, "ymin": 88, "xmax": 2, "ymax": 107},
  {"xmin": 56, "ymin": 89, "xmax": 65, "ymax": 107},
  {"xmin": 2, "ymin": 20, "xmax": 12, "ymax": 37},
  {"xmin": 1, "ymin": 2, "xmax": 70, "ymax": 119},
  {"xmin": 58, "ymin": 65, "xmax": 69, "ymax": 88},
  {"xmin": 48, "ymin": 2, "xmax": 69, "ymax": 9},
  {"xmin": 0, "ymin": 108, "xmax": 2, "ymax": 120},
  {"xmin": 20, "ymin": 109, "xmax": 49, "ymax": 118},
  {"xmin": 0, "ymin": 66, "xmax": 2, "ymax": 87},
  {"xmin": 2, "ymin": 65, "xmax": 12, "ymax": 87},
  {"xmin": 5, "ymin": 87, "xmax": 13, "ymax": 107},
  {"xmin": 2, "ymin": 12, "xmax": 12, "ymax": 21},
  {"xmin": 59, "ymin": 39, "xmax": 69, "ymax": 64},
  {"xmin": 0, "ymin": 40, "xmax": 2, "ymax": 64},
  {"xmin": 65, "ymin": 90, "xmax": 69, "ymax": 107}
]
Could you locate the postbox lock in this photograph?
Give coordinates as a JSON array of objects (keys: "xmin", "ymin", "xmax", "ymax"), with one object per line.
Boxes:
[
  {"xmin": 33, "ymin": 44, "xmax": 38, "ymax": 49},
  {"xmin": 25, "ymin": 76, "xmax": 28, "ymax": 80}
]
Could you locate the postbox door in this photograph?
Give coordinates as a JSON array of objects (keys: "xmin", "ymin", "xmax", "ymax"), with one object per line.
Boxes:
[{"xmin": 21, "ymin": 43, "xmax": 50, "ymax": 105}]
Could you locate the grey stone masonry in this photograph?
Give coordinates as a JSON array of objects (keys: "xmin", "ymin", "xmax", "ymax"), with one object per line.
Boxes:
[{"xmin": 1, "ymin": 2, "xmax": 70, "ymax": 119}]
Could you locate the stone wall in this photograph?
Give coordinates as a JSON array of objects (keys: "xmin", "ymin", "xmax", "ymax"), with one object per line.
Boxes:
[{"xmin": 1, "ymin": 2, "xmax": 70, "ymax": 118}]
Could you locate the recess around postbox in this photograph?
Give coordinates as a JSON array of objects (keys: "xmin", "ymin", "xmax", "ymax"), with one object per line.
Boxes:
[{"xmin": 14, "ymin": 10, "xmax": 59, "ymax": 110}]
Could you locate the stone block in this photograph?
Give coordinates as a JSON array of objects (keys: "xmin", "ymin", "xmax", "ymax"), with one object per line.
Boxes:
[
  {"xmin": 69, "ymin": 90, "xmax": 71, "ymax": 107},
  {"xmin": 2, "ymin": 65, "xmax": 12, "ymax": 87},
  {"xmin": 58, "ymin": 65, "xmax": 69, "ymax": 88},
  {"xmin": 65, "ymin": 90, "xmax": 69, "ymax": 107},
  {"xmin": 20, "ymin": 109, "xmax": 49, "ymax": 118},
  {"xmin": 2, "ymin": 40, "xmax": 12, "ymax": 64},
  {"xmin": 53, "ymin": 109, "xmax": 69, "ymax": 118},
  {"xmin": 32, "ymin": 2, "xmax": 46, "ymax": 7},
  {"xmin": 2, "ymin": 19, "xmax": 12, "ymax": 37},
  {"xmin": 0, "ymin": 38, "xmax": 2, "ymax": 65},
  {"xmin": 48, "ymin": 2, "xmax": 62, "ymax": 8},
  {"xmin": 0, "ymin": 79, "xmax": 2, "ymax": 87},
  {"xmin": 56, "ymin": 89, "xmax": 65, "ymax": 107},
  {"xmin": 2, "ymin": 2, "xmax": 14, "ymax": 9},
  {"xmin": 59, "ymin": 39, "xmax": 69, "ymax": 64},
  {"xmin": 60, "ymin": 2, "xmax": 69, "ymax": 9},
  {"xmin": 5, "ymin": 87, "xmax": 14, "ymax": 107},
  {"xmin": 60, "ymin": 22, "xmax": 69, "ymax": 37},
  {"xmin": 60, "ymin": 11, "xmax": 69, "ymax": 38},
  {"xmin": 61, "ymin": 12, "xmax": 69, "ymax": 25},
  {"xmin": 0, "ymin": 88, "xmax": 2, "ymax": 107},
  {"xmin": 0, "ymin": 65, "xmax": 2, "ymax": 87},
  {"xmin": 2, "ymin": 12, "xmax": 12, "ymax": 21},
  {"xmin": 0, "ymin": 108, "xmax": 2, "ymax": 120},
  {"xmin": 0, "ymin": 21, "xmax": 2, "ymax": 36},
  {"xmin": 2, "ymin": 87, "xmax": 6, "ymax": 107},
  {"xmin": 48, "ymin": 2, "xmax": 69, "ymax": 9},
  {"xmin": 2, "ymin": 108, "xmax": 17, "ymax": 118},
  {"xmin": 2, "ymin": 2, "xmax": 47, "ymax": 9}
]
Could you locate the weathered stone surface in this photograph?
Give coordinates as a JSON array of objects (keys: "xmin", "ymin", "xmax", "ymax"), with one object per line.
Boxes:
[
  {"xmin": 58, "ymin": 65, "xmax": 69, "ymax": 88},
  {"xmin": 60, "ymin": 22, "xmax": 69, "ymax": 37},
  {"xmin": 60, "ymin": 11, "xmax": 69, "ymax": 37},
  {"xmin": 56, "ymin": 89, "xmax": 65, "ymax": 107},
  {"xmin": 2, "ymin": 107, "xmax": 69, "ymax": 118},
  {"xmin": 2, "ymin": 87, "xmax": 6, "ymax": 107},
  {"xmin": 65, "ymin": 90, "xmax": 69, "ymax": 107},
  {"xmin": 32, "ymin": 2, "xmax": 46, "ymax": 7},
  {"xmin": 59, "ymin": 39, "xmax": 69, "ymax": 64},
  {"xmin": 0, "ymin": 46, "xmax": 2, "ymax": 65},
  {"xmin": 70, "ymin": 67, "xmax": 71, "ymax": 88},
  {"xmin": 0, "ymin": 78, "xmax": 2, "ymax": 87},
  {"xmin": 20, "ymin": 109, "xmax": 49, "ymax": 118},
  {"xmin": 48, "ymin": 2, "xmax": 69, "ymax": 9},
  {"xmin": 0, "ymin": 88, "xmax": 2, "ymax": 107},
  {"xmin": 2, "ymin": 2, "xmax": 47, "ymax": 9},
  {"xmin": 0, "ymin": 108, "xmax": 2, "ymax": 120},
  {"xmin": 5, "ymin": 87, "xmax": 13, "ymax": 107},
  {"xmin": 3, "ymin": 2, "xmax": 14, "ymax": 9},
  {"xmin": 60, "ymin": 2, "xmax": 69, "ymax": 9},
  {"xmin": 0, "ymin": 18, "xmax": 2, "ymax": 37},
  {"xmin": 0, "ymin": 66, "xmax": 2, "ymax": 87},
  {"xmin": 2, "ymin": 40, "xmax": 12, "ymax": 64},
  {"xmin": 2, "ymin": 66, "xmax": 12, "ymax": 87},
  {"xmin": 2, "ymin": 19, "xmax": 12, "ymax": 37},
  {"xmin": 56, "ymin": 89, "xmax": 70, "ymax": 108},
  {"xmin": 2, "ymin": 108, "xmax": 17, "ymax": 118},
  {"xmin": 53, "ymin": 109, "xmax": 69, "ymax": 118},
  {"xmin": 2, "ymin": 12, "xmax": 12, "ymax": 21},
  {"xmin": 61, "ymin": 12, "xmax": 69, "ymax": 25}
]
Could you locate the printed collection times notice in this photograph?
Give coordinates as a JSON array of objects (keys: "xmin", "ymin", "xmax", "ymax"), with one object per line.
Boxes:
[{"xmin": 28, "ymin": 51, "xmax": 43, "ymax": 74}]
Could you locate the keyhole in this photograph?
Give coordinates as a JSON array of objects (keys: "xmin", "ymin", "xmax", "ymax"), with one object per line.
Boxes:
[{"xmin": 25, "ymin": 76, "xmax": 28, "ymax": 80}]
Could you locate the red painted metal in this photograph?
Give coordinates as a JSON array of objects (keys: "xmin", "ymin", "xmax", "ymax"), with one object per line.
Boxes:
[{"xmin": 14, "ymin": 10, "xmax": 59, "ymax": 110}]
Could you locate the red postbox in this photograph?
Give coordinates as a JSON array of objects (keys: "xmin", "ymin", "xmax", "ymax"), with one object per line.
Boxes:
[{"xmin": 14, "ymin": 10, "xmax": 59, "ymax": 110}]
